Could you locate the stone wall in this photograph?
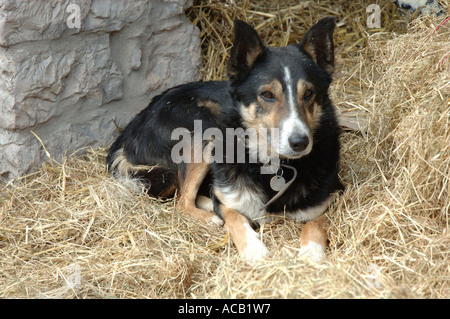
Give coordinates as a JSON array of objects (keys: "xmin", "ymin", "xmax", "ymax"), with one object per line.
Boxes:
[{"xmin": 0, "ymin": 0, "xmax": 201, "ymax": 180}]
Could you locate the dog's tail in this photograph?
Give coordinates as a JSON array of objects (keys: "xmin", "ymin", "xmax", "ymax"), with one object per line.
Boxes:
[
  {"xmin": 106, "ymin": 141, "xmax": 178, "ymax": 198},
  {"xmin": 106, "ymin": 132, "xmax": 125, "ymax": 171}
]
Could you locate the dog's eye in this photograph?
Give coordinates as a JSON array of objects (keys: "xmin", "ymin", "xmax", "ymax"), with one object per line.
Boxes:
[
  {"xmin": 260, "ymin": 91, "xmax": 274, "ymax": 100},
  {"xmin": 304, "ymin": 89, "xmax": 314, "ymax": 99}
]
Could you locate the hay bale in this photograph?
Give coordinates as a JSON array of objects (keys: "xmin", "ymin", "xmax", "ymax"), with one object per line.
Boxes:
[{"xmin": 1, "ymin": 0, "xmax": 449, "ymax": 298}]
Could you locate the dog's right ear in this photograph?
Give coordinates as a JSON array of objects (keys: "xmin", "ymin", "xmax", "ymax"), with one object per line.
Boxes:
[{"xmin": 227, "ymin": 20, "xmax": 265, "ymax": 81}]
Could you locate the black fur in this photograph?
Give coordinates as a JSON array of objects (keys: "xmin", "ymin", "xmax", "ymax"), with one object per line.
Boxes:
[{"xmin": 106, "ymin": 81, "xmax": 231, "ymax": 197}]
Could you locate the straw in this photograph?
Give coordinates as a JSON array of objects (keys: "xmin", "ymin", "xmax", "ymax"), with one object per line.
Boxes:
[{"xmin": 1, "ymin": 0, "xmax": 449, "ymax": 298}]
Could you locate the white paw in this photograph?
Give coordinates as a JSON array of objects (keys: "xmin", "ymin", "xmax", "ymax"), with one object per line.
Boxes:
[
  {"xmin": 241, "ymin": 224, "xmax": 273, "ymax": 262},
  {"xmin": 209, "ymin": 214, "xmax": 224, "ymax": 227},
  {"xmin": 241, "ymin": 240, "xmax": 273, "ymax": 262},
  {"xmin": 299, "ymin": 241, "xmax": 325, "ymax": 263}
]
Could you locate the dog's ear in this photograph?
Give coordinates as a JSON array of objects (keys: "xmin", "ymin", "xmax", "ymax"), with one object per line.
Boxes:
[
  {"xmin": 298, "ymin": 16, "xmax": 336, "ymax": 77},
  {"xmin": 227, "ymin": 20, "xmax": 265, "ymax": 80}
]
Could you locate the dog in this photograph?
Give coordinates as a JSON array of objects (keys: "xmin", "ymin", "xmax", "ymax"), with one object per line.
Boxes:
[{"xmin": 107, "ymin": 16, "xmax": 343, "ymax": 262}]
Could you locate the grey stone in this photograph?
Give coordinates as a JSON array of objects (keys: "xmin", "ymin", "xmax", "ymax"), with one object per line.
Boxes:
[{"xmin": 0, "ymin": 0, "xmax": 201, "ymax": 180}]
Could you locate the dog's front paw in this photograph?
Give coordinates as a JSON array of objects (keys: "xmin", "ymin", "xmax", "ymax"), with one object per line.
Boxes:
[
  {"xmin": 298, "ymin": 241, "xmax": 325, "ymax": 263},
  {"xmin": 209, "ymin": 214, "xmax": 224, "ymax": 227},
  {"xmin": 240, "ymin": 230, "xmax": 273, "ymax": 262}
]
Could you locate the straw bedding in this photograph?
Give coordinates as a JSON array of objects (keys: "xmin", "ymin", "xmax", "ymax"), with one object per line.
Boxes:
[{"xmin": 1, "ymin": 0, "xmax": 449, "ymax": 298}]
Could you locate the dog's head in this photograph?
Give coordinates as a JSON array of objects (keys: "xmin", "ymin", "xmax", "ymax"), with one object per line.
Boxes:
[{"xmin": 228, "ymin": 17, "xmax": 336, "ymax": 160}]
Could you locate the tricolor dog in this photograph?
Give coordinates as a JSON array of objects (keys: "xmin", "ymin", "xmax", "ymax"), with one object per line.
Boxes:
[{"xmin": 107, "ymin": 17, "xmax": 343, "ymax": 262}]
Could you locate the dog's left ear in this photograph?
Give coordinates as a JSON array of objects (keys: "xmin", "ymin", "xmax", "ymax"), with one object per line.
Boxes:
[
  {"xmin": 298, "ymin": 16, "xmax": 336, "ymax": 77},
  {"xmin": 227, "ymin": 20, "xmax": 265, "ymax": 81}
]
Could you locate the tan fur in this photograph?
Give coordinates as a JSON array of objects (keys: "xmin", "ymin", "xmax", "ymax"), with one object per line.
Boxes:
[
  {"xmin": 176, "ymin": 161, "xmax": 218, "ymax": 224},
  {"xmin": 296, "ymin": 80, "xmax": 322, "ymax": 132},
  {"xmin": 303, "ymin": 43, "xmax": 317, "ymax": 65},
  {"xmin": 220, "ymin": 205, "xmax": 253, "ymax": 256},
  {"xmin": 307, "ymin": 102, "xmax": 323, "ymax": 132},
  {"xmin": 239, "ymin": 80, "xmax": 292, "ymax": 158},
  {"xmin": 302, "ymin": 42, "xmax": 334, "ymax": 75},
  {"xmin": 258, "ymin": 80, "xmax": 289, "ymax": 128},
  {"xmin": 219, "ymin": 203, "xmax": 272, "ymax": 260},
  {"xmin": 239, "ymin": 102, "xmax": 259, "ymax": 128},
  {"xmin": 241, "ymin": 80, "xmax": 289, "ymax": 129},
  {"xmin": 196, "ymin": 195, "xmax": 214, "ymax": 212},
  {"xmin": 198, "ymin": 100, "xmax": 222, "ymax": 117},
  {"xmin": 246, "ymin": 47, "xmax": 264, "ymax": 70},
  {"xmin": 300, "ymin": 214, "xmax": 327, "ymax": 249},
  {"xmin": 241, "ymin": 79, "xmax": 324, "ymax": 135}
]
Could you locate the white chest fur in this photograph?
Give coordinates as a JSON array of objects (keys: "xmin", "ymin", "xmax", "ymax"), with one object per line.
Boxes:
[
  {"xmin": 218, "ymin": 176, "xmax": 267, "ymax": 222},
  {"xmin": 217, "ymin": 176, "xmax": 331, "ymax": 223}
]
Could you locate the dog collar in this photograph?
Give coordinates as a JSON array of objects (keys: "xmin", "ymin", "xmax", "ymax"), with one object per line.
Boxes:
[{"xmin": 260, "ymin": 164, "xmax": 297, "ymax": 211}]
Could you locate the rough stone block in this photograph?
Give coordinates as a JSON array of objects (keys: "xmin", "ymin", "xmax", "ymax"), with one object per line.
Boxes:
[{"xmin": 0, "ymin": 0, "xmax": 201, "ymax": 180}]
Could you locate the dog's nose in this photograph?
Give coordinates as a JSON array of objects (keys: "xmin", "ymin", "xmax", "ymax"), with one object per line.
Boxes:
[{"xmin": 288, "ymin": 134, "xmax": 309, "ymax": 152}]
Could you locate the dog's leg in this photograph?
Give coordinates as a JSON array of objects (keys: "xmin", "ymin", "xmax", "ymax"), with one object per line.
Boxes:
[
  {"xmin": 299, "ymin": 214, "xmax": 327, "ymax": 263},
  {"xmin": 177, "ymin": 162, "xmax": 223, "ymax": 226},
  {"xmin": 220, "ymin": 205, "xmax": 272, "ymax": 262},
  {"xmin": 196, "ymin": 195, "xmax": 214, "ymax": 212}
]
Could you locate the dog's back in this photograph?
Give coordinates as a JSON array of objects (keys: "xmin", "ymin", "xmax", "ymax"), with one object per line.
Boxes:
[{"xmin": 106, "ymin": 81, "xmax": 233, "ymax": 197}]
